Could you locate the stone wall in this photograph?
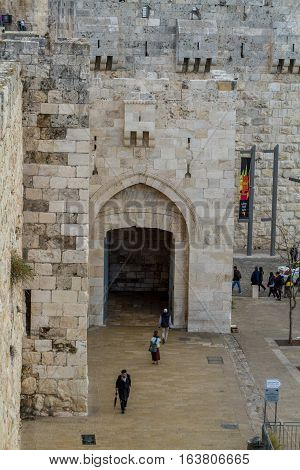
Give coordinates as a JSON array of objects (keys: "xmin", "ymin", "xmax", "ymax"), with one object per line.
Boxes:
[
  {"xmin": 0, "ymin": 0, "xmax": 48, "ymax": 35},
  {"xmin": 89, "ymin": 73, "xmax": 237, "ymax": 333},
  {"xmin": 108, "ymin": 228, "xmax": 171, "ymax": 293},
  {"xmin": 235, "ymin": 73, "xmax": 300, "ymax": 251},
  {"xmin": 0, "ymin": 61, "xmax": 23, "ymax": 449},
  {"xmin": 49, "ymin": 0, "xmax": 75, "ymax": 40},
  {"xmin": 73, "ymin": 0, "xmax": 300, "ymax": 251},
  {"xmin": 0, "ymin": 31, "xmax": 90, "ymax": 416}
]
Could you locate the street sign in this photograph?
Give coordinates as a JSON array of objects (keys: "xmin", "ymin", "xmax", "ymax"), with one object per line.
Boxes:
[
  {"xmin": 265, "ymin": 388, "xmax": 279, "ymax": 402},
  {"xmin": 266, "ymin": 379, "xmax": 281, "ymax": 389},
  {"xmin": 265, "ymin": 378, "xmax": 281, "ymax": 403}
]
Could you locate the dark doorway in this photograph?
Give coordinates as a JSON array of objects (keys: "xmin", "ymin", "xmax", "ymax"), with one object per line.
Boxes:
[{"xmin": 104, "ymin": 227, "xmax": 174, "ymax": 326}]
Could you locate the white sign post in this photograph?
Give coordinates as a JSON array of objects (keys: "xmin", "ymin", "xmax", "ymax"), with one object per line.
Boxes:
[{"xmin": 264, "ymin": 378, "xmax": 281, "ymax": 423}]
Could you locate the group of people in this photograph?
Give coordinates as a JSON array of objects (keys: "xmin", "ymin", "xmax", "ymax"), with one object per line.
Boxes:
[
  {"xmin": 233, "ymin": 265, "xmax": 297, "ymax": 301},
  {"xmin": 265, "ymin": 271, "xmax": 291, "ymax": 301},
  {"xmin": 115, "ymin": 307, "xmax": 172, "ymax": 414}
]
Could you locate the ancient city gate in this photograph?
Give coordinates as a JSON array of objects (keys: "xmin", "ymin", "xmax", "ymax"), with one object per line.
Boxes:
[{"xmin": 89, "ymin": 175, "xmax": 190, "ymax": 328}]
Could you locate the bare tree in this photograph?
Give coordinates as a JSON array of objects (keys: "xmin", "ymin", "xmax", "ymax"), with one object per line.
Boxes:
[{"xmin": 276, "ymin": 223, "xmax": 300, "ymax": 344}]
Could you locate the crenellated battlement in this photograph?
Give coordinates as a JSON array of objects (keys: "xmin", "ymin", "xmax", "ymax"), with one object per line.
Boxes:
[{"xmin": 1, "ymin": 1, "xmax": 299, "ymax": 75}]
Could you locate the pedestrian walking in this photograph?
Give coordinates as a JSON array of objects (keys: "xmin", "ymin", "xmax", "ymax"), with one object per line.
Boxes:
[
  {"xmin": 267, "ymin": 272, "xmax": 276, "ymax": 297},
  {"xmin": 258, "ymin": 267, "xmax": 266, "ymax": 292},
  {"xmin": 251, "ymin": 267, "xmax": 260, "ymax": 286},
  {"xmin": 274, "ymin": 271, "xmax": 284, "ymax": 301},
  {"xmin": 232, "ymin": 266, "xmax": 242, "ymax": 293},
  {"xmin": 18, "ymin": 19, "xmax": 26, "ymax": 31},
  {"xmin": 284, "ymin": 275, "xmax": 293, "ymax": 299},
  {"xmin": 149, "ymin": 330, "xmax": 161, "ymax": 365},
  {"xmin": 290, "ymin": 246, "xmax": 298, "ymax": 263},
  {"xmin": 115, "ymin": 369, "xmax": 131, "ymax": 414},
  {"xmin": 158, "ymin": 308, "xmax": 172, "ymax": 344}
]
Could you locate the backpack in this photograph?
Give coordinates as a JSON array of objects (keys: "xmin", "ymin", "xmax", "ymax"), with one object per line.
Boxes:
[
  {"xmin": 161, "ymin": 313, "xmax": 170, "ymax": 328},
  {"xmin": 149, "ymin": 337, "xmax": 159, "ymax": 353}
]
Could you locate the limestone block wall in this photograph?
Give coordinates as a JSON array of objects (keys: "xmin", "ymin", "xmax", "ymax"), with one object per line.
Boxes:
[
  {"xmin": 88, "ymin": 17, "xmax": 120, "ymax": 71},
  {"xmin": 176, "ymin": 19, "xmax": 218, "ymax": 73},
  {"xmin": 89, "ymin": 73, "xmax": 236, "ymax": 333},
  {"xmin": 0, "ymin": 62, "xmax": 23, "ymax": 449},
  {"xmin": 0, "ymin": 32, "xmax": 90, "ymax": 416},
  {"xmin": 235, "ymin": 73, "xmax": 300, "ymax": 251},
  {"xmin": 124, "ymin": 95, "xmax": 156, "ymax": 147},
  {"xmin": 49, "ymin": 0, "xmax": 75, "ymax": 40},
  {"xmin": 0, "ymin": 0, "xmax": 48, "ymax": 34},
  {"xmin": 108, "ymin": 228, "xmax": 171, "ymax": 293},
  {"xmin": 72, "ymin": 0, "xmax": 300, "ymax": 251}
]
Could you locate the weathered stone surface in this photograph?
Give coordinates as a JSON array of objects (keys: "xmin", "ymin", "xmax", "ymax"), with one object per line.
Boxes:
[
  {"xmin": 38, "ymin": 379, "xmax": 58, "ymax": 395},
  {"xmin": 23, "ymin": 200, "xmax": 49, "ymax": 212},
  {"xmin": 33, "ymin": 395, "xmax": 44, "ymax": 412},
  {"xmin": 21, "ymin": 377, "xmax": 37, "ymax": 395},
  {"xmin": 0, "ymin": 63, "xmax": 23, "ymax": 450},
  {"xmin": 35, "ymin": 340, "xmax": 53, "ymax": 352}
]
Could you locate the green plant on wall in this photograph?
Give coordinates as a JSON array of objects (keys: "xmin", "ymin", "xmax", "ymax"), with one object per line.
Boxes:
[{"xmin": 10, "ymin": 251, "xmax": 34, "ymax": 286}]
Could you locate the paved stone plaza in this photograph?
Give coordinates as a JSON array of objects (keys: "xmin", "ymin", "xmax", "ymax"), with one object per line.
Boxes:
[
  {"xmin": 21, "ymin": 326, "xmax": 251, "ymax": 450},
  {"xmin": 21, "ymin": 296, "xmax": 300, "ymax": 449}
]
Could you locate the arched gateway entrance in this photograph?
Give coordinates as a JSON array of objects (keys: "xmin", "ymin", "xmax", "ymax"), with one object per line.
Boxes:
[
  {"xmin": 89, "ymin": 173, "xmax": 194, "ymax": 328},
  {"xmin": 104, "ymin": 227, "xmax": 174, "ymax": 326}
]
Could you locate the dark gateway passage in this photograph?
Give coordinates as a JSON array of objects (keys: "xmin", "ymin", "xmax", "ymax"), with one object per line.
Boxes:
[{"xmin": 104, "ymin": 228, "xmax": 174, "ymax": 326}]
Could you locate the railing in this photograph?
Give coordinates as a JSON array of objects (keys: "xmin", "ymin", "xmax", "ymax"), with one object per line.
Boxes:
[{"xmin": 262, "ymin": 422, "xmax": 300, "ymax": 450}]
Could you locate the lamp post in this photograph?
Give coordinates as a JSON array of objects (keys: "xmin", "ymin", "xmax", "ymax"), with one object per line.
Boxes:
[{"xmin": 185, "ymin": 137, "xmax": 193, "ymax": 179}]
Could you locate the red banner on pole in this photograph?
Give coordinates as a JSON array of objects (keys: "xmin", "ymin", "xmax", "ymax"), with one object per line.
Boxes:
[{"xmin": 239, "ymin": 157, "xmax": 251, "ymax": 221}]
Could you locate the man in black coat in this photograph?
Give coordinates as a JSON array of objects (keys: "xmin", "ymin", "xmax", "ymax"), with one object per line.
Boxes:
[
  {"xmin": 274, "ymin": 271, "xmax": 284, "ymax": 301},
  {"xmin": 251, "ymin": 267, "xmax": 260, "ymax": 285},
  {"xmin": 115, "ymin": 369, "xmax": 131, "ymax": 414},
  {"xmin": 158, "ymin": 308, "xmax": 173, "ymax": 344}
]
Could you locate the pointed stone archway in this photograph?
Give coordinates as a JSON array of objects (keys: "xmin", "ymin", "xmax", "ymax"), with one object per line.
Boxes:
[
  {"xmin": 90, "ymin": 171, "xmax": 198, "ymax": 235},
  {"xmin": 89, "ymin": 182, "xmax": 189, "ymax": 328}
]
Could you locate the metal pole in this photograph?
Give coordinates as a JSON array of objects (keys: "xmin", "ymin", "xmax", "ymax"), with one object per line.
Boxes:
[
  {"xmin": 275, "ymin": 402, "xmax": 278, "ymax": 424},
  {"xmin": 271, "ymin": 145, "xmax": 279, "ymax": 256},
  {"xmin": 247, "ymin": 145, "xmax": 256, "ymax": 256},
  {"xmin": 264, "ymin": 400, "xmax": 267, "ymax": 423}
]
